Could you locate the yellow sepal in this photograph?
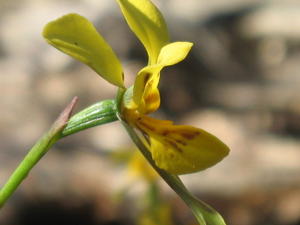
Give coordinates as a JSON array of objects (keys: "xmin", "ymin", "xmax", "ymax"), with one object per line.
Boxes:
[
  {"xmin": 116, "ymin": 0, "xmax": 169, "ymax": 65},
  {"xmin": 43, "ymin": 13, "xmax": 124, "ymax": 87}
]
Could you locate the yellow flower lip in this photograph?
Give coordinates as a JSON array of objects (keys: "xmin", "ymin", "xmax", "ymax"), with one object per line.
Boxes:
[{"xmin": 123, "ymin": 109, "xmax": 230, "ymax": 175}]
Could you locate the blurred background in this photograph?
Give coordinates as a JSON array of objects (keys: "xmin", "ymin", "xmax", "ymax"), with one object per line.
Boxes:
[{"xmin": 1, "ymin": 0, "xmax": 300, "ymax": 224}]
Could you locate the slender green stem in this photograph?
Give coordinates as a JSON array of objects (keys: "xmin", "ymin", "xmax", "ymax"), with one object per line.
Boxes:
[
  {"xmin": 0, "ymin": 98, "xmax": 119, "ymax": 208},
  {"xmin": 0, "ymin": 97, "xmax": 78, "ymax": 208},
  {"xmin": 0, "ymin": 132, "xmax": 59, "ymax": 208}
]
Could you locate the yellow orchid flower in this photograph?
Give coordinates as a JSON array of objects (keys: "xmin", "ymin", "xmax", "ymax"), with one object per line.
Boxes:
[{"xmin": 43, "ymin": 0, "xmax": 230, "ymax": 175}]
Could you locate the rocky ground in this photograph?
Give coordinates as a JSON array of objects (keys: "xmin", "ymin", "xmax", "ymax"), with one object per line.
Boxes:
[{"xmin": 1, "ymin": 0, "xmax": 300, "ymax": 225}]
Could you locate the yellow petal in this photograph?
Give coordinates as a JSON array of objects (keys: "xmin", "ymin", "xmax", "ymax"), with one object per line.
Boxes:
[
  {"xmin": 43, "ymin": 13, "xmax": 124, "ymax": 87},
  {"xmin": 132, "ymin": 42, "xmax": 193, "ymax": 114},
  {"xmin": 158, "ymin": 42, "xmax": 193, "ymax": 66},
  {"xmin": 116, "ymin": 0, "xmax": 169, "ymax": 64},
  {"xmin": 135, "ymin": 115, "xmax": 230, "ymax": 175},
  {"xmin": 132, "ymin": 65, "xmax": 162, "ymax": 113}
]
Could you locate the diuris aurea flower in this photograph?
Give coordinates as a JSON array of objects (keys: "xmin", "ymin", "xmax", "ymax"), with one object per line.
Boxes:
[{"xmin": 43, "ymin": 0, "xmax": 229, "ymax": 175}]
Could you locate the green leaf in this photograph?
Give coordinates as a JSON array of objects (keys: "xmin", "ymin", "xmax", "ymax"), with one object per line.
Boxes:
[
  {"xmin": 116, "ymin": 0, "xmax": 169, "ymax": 65},
  {"xmin": 43, "ymin": 13, "xmax": 124, "ymax": 87},
  {"xmin": 62, "ymin": 99, "xmax": 118, "ymax": 137}
]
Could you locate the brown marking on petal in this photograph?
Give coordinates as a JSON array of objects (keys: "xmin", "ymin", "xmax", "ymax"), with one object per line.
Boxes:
[
  {"xmin": 138, "ymin": 120, "xmax": 156, "ymax": 132},
  {"xmin": 180, "ymin": 131, "xmax": 201, "ymax": 140},
  {"xmin": 166, "ymin": 139, "xmax": 183, "ymax": 153},
  {"xmin": 132, "ymin": 123, "xmax": 152, "ymax": 146},
  {"xmin": 141, "ymin": 131, "xmax": 151, "ymax": 146},
  {"xmin": 175, "ymin": 138, "xmax": 187, "ymax": 146},
  {"xmin": 134, "ymin": 122, "xmax": 143, "ymax": 130},
  {"xmin": 169, "ymin": 153, "xmax": 175, "ymax": 159},
  {"xmin": 143, "ymin": 73, "xmax": 151, "ymax": 86},
  {"xmin": 145, "ymin": 92, "xmax": 159, "ymax": 104},
  {"xmin": 122, "ymin": 72, "xmax": 124, "ymax": 81},
  {"xmin": 161, "ymin": 129, "xmax": 170, "ymax": 136}
]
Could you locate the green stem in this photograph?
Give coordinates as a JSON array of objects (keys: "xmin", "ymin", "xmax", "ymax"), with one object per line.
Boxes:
[
  {"xmin": 0, "ymin": 97, "xmax": 78, "ymax": 208},
  {"xmin": 0, "ymin": 98, "xmax": 119, "ymax": 208},
  {"xmin": 0, "ymin": 132, "xmax": 60, "ymax": 208}
]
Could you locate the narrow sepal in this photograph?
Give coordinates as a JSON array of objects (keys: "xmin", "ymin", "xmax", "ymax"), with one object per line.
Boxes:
[
  {"xmin": 116, "ymin": 0, "xmax": 169, "ymax": 64},
  {"xmin": 43, "ymin": 13, "xmax": 124, "ymax": 87}
]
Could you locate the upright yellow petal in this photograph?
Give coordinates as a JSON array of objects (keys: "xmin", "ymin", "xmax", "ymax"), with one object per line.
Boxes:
[
  {"xmin": 134, "ymin": 115, "xmax": 230, "ymax": 175},
  {"xmin": 158, "ymin": 42, "xmax": 193, "ymax": 66},
  {"xmin": 116, "ymin": 0, "xmax": 169, "ymax": 64},
  {"xmin": 132, "ymin": 42, "xmax": 193, "ymax": 114},
  {"xmin": 133, "ymin": 65, "xmax": 162, "ymax": 114},
  {"xmin": 43, "ymin": 13, "xmax": 124, "ymax": 87}
]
